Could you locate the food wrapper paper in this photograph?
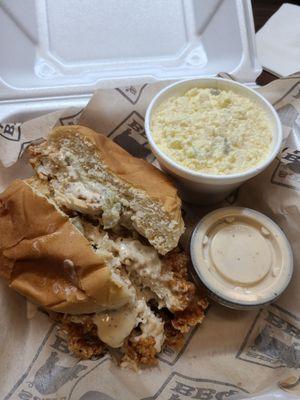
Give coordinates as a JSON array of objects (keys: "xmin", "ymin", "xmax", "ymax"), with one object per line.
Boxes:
[{"xmin": 0, "ymin": 75, "xmax": 300, "ymax": 400}]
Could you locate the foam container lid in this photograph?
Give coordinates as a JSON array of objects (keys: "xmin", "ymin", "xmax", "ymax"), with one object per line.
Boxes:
[{"xmin": 0, "ymin": 0, "xmax": 261, "ymax": 121}]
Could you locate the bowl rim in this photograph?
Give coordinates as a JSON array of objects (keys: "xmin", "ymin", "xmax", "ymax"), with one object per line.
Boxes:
[{"xmin": 145, "ymin": 77, "xmax": 283, "ymax": 182}]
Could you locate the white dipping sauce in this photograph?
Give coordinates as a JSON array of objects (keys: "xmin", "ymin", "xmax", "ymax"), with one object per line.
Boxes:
[{"xmin": 191, "ymin": 207, "xmax": 293, "ymax": 308}]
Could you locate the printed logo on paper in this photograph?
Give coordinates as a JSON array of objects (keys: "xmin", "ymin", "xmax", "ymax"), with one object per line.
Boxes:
[
  {"xmin": 142, "ymin": 373, "xmax": 248, "ymax": 400},
  {"xmin": 236, "ymin": 304, "xmax": 300, "ymax": 369},
  {"xmin": 78, "ymin": 392, "xmax": 115, "ymax": 400},
  {"xmin": 59, "ymin": 110, "xmax": 83, "ymax": 126},
  {"xmin": 18, "ymin": 138, "xmax": 44, "ymax": 159},
  {"xmin": 0, "ymin": 123, "xmax": 21, "ymax": 141},
  {"xmin": 271, "ymin": 147, "xmax": 300, "ymax": 191},
  {"xmin": 116, "ymin": 84, "xmax": 147, "ymax": 105},
  {"xmin": 4, "ymin": 324, "xmax": 109, "ymax": 400},
  {"xmin": 108, "ymin": 111, "xmax": 154, "ymax": 163},
  {"xmin": 158, "ymin": 326, "xmax": 197, "ymax": 366}
]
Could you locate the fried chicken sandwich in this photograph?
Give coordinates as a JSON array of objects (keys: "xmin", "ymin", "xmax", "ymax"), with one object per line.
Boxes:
[{"xmin": 0, "ymin": 125, "xmax": 208, "ymax": 368}]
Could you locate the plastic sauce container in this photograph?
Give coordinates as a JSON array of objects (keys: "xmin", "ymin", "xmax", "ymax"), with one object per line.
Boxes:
[
  {"xmin": 190, "ymin": 207, "xmax": 293, "ymax": 309},
  {"xmin": 145, "ymin": 78, "xmax": 282, "ymax": 205}
]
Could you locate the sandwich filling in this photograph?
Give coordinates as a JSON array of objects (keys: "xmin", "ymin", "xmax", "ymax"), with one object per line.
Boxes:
[{"xmin": 25, "ymin": 128, "xmax": 208, "ymax": 368}]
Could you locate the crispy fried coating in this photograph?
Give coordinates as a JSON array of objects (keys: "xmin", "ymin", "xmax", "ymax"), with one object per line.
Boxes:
[
  {"xmin": 172, "ymin": 297, "xmax": 209, "ymax": 333},
  {"xmin": 49, "ymin": 250, "xmax": 208, "ymax": 368},
  {"xmin": 57, "ymin": 315, "xmax": 107, "ymax": 360},
  {"xmin": 162, "ymin": 251, "xmax": 196, "ymax": 311},
  {"xmin": 121, "ymin": 335, "xmax": 158, "ymax": 368}
]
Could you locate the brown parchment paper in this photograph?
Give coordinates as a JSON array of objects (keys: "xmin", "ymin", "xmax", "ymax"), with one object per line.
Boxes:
[{"xmin": 0, "ymin": 76, "xmax": 300, "ymax": 400}]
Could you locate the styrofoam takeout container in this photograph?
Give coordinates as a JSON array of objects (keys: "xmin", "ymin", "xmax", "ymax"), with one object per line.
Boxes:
[
  {"xmin": 145, "ymin": 78, "xmax": 282, "ymax": 204},
  {"xmin": 0, "ymin": 0, "xmax": 260, "ymax": 122}
]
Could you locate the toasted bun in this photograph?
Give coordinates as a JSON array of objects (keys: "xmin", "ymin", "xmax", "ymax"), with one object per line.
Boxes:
[
  {"xmin": 68, "ymin": 126, "xmax": 181, "ymax": 216},
  {"xmin": 29, "ymin": 125, "xmax": 184, "ymax": 255},
  {"xmin": 0, "ymin": 180, "xmax": 133, "ymax": 314}
]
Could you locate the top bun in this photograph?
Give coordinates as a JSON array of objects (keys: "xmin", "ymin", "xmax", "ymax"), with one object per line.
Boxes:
[{"xmin": 29, "ymin": 125, "xmax": 185, "ymax": 254}]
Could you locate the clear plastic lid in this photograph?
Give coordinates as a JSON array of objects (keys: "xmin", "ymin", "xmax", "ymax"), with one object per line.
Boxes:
[{"xmin": 191, "ymin": 207, "xmax": 293, "ymax": 308}]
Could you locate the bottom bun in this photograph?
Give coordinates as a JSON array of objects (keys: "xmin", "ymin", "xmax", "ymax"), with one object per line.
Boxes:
[{"xmin": 0, "ymin": 180, "xmax": 133, "ymax": 314}]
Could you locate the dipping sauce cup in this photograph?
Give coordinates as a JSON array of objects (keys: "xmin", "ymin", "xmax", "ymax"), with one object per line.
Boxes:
[{"xmin": 190, "ymin": 207, "xmax": 293, "ymax": 309}]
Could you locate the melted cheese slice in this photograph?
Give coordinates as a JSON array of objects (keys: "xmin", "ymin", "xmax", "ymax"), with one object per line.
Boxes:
[{"xmin": 93, "ymin": 304, "xmax": 139, "ymax": 348}]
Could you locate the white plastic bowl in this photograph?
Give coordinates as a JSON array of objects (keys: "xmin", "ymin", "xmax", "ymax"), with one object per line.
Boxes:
[{"xmin": 145, "ymin": 78, "xmax": 283, "ymax": 204}]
